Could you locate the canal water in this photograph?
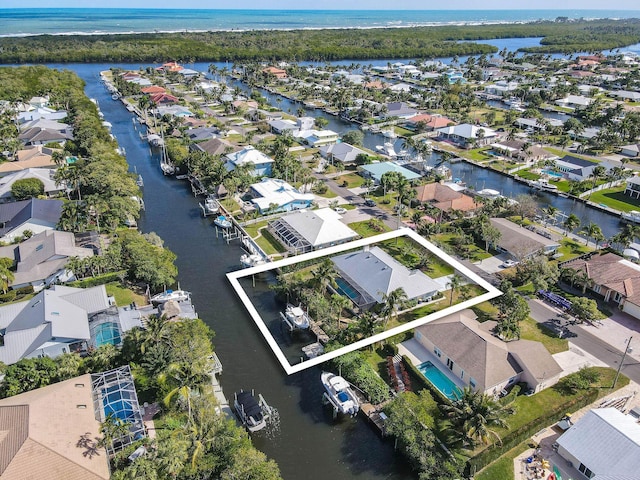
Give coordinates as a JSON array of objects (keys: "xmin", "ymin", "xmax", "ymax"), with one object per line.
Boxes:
[{"xmin": 29, "ymin": 43, "xmax": 631, "ymax": 476}]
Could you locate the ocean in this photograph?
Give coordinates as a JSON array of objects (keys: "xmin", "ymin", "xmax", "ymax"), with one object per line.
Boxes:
[{"xmin": 1, "ymin": 8, "xmax": 640, "ymax": 37}]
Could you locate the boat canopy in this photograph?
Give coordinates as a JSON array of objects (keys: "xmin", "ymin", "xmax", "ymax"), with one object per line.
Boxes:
[{"xmin": 237, "ymin": 391, "xmax": 263, "ymax": 420}]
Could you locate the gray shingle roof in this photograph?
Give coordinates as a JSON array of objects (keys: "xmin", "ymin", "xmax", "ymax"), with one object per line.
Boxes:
[
  {"xmin": 0, "ymin": 199, "xmax": 63, "ymax": 238},
  {"xmin": 331, "ymin": 246, "xmax": 440, "ymax": 304}
]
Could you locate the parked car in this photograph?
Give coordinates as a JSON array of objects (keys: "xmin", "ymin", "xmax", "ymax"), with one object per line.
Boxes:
[
  {"xmin": 501, "ymin": 259, "xmax": 519, "ymax": 268},
  {"xmin": 334, "ymin": 207, "xmax": 347, "ymax": 214},
  {"xmin": 364, "ymin": 199, "xmax": 376, "ymax": 207}
]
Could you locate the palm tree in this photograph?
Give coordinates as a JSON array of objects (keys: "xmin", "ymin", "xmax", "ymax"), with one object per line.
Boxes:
[
  {"xmin": 563, "ymin": 213, "xmax": 581, "ymax": 236},
  {"xmin": 588, "ymin": 165, "xmax": 607, "ymax": 194},
  {"xmin": 142, "ymin": 314, "xmax": 173, "ymax": 353},
  {"xmin": 0, "ymin": 257, "xmax": 14, "ymax": 293},
  {"xmin": 330, "ymin": 293, "xmax": 351, "ymax": 329},
  {"xmin": 579, "ymin": 222, "xmax": 603, "ymax": 247},
  {"xmin": 542, "ymin": 205, "xmax": 558, "ymax": 226},
  {"xmin": 441, "ymin": 387, "xmax": 512, "ymax": 447},
  {"xmin": 380, "ymin": 287, "xmax": 408, "ymax": 328},
  {"xmin": 311, "ymin": 259, "xmax": 338, "ymax": 291},
  {"xmin": 447, "ymin": 273, "xmax": 464, "ymax": 306}
]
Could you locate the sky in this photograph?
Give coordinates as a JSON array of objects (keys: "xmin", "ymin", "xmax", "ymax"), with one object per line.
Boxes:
[{"xmin": 2, "ymin": 1, "xmax": 639, "ymax": 10}]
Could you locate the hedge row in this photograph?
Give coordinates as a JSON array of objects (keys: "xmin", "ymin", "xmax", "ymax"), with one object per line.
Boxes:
[
  {"xmin": 67, "ymin": 271, "xmax": 126, "ymax": 288},
  {"xmin": 466, "ymin": 388, "xmax": 599, "ymax": 476}
]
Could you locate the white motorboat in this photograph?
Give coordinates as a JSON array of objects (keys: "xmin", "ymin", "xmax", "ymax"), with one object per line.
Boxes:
[
  {"xmin": 321, "ymin": 371, "xmax": 360, "ymax": 417},
  {"xmin": 240, "ymin": 253, "xmax": 266, "ymax": 268},
  {"xmin": 381, "ymin": 128, "xmax": 397, "ymax": 139},
  {"xmin": 200, "ymin": 196, "xmax": 220, "ymax": 216},
  {"xmin": 234, "ymin": 389, "xmax": 273, "ymax": 433},
  {"xmin": 621, "ymin": 210, "xmax": 640, "ymax": 224},
  {"xmin": 214, "ymin": 215, "xmax": 232, "ymax": 229},
  {"xmin": 280, "ymin": 304, "xmax": 310, "ymax": 330},
  {"xmin": 150, "ymin": 289, "xmax": 190, "ymax": 305},
  {"xmin": 532, "ymin": 179, "xmax": 558, "ymax": 192},
  {"xmin": 375, "ymin": 142, "xmax": 398, "ymax": 157},
  {"xmin": 160, "ymin": 161, "xmax": 175, "ymax": 176}
]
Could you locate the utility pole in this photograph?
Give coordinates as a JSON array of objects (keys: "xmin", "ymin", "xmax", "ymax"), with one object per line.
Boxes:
[{"xmin": 612, "ymin": 336, "xmax": 633, "ymax": 390}]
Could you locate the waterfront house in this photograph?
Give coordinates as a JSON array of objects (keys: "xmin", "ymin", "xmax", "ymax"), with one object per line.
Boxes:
[
  {"xmin": 141, "ymin": 85, "xmax": 167, "ymax": 95},
  {"xmin": 318, "ymin": 142, "xmax": 368, "ymax": 165},
  {"xmin": 554, "ymin": 155, "xmax": 611, "ymax": 182},
  {"xmin": 17, "ymin": 106, "xmax": 67, "ymax": 124},
  {"xmin": 0, "ymin": 146, "xmax": 57, "ymax": 176},
  {"xmin": 555, "ymin": 95, "xmax": 592, "ymax": 109},
  {"xmin": 490, "ymin": 139, "xmax": 555, "ymax": 163},
  {"xmin": 556, "ymin": 408, "xmax": 640, "ymax": 480},
  {"xmin": 225, "ymin": 145, "xmax": 274, "ymax": 177},
  {"xmin": 359, "ymin": 162, "xmax": 421, "ymax": 184},
  {"xmin": 483, "ymin": 80, "xmax": 519, "ymax": 97},
  {"xmin": 384, "ymin": 102, "xmax": 418, "ymax": 119},
  {"xmin": 296, "ymin": 128, "xmax": 339, "ymax": 147},
  {"xmin": 560, "ymin": 252, "xmax": 640, "ymax": 320},
  {"xmin": 411, "ymin": 309, "xmax": 562, "ymax": 395},
  {"xmin": 248, "ymin": 178, "xmax": 314, "ymax": 214},
  {"xmin": 620, "ymin": 143, "xmax": 640, "ymax": 158},
  {"xmin": 150, "ymin": 92, "xmax": 179, "ymax": 105},
  {"xmin": 404, "ymin": 113, "xmax": 454, "ymax": 132},
  {"xmin": 0, "ymin": 168, "xmax": 64, "ymax": 202},
  {"xmin": 192, "ymin": 137, "xmax": 236, "ymax": 156},
  {"xmin": 436, "ymin": 123, "xmax": 498, "ymax": 149},
  {"xmin": 414, "ymin": 182, "xmax": 481, "ymax": 217},
  {"xmin": 0, "ymin": 285, "xmax": 114, "ymax": 365},
  {"xmin": 0, "ymin": 198, "xmax": 63, "ymax": 243},
  {"xmin": 268, "ymin": 207, "xmax": 358, "ymax": 255},
  {"xmin": 330, "ymin": 245, "xmax": 440, "ymax": 310},
  {"xmin": 262, "ymin": 66, "xmax": 287, "ymax": 79},
  {"xmin": 489, "ymin": 218, "xmax": 560, "ymax": 260},
  {"xmin": 186, "ymin": 126, "xmax": 219, "ymax": 142},
  {"xmin": 0, "ymin": 374, "xmax": 111, "ymax": 480},
  {"xmin": 0, "ymin": 229, "xmax": 93, "ymax": 291},
  {"xmin": 624, "ymin": 175, "xmax": 640, "ymax": 198}
]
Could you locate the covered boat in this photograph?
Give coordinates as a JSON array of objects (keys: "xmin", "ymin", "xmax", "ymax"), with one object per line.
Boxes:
[
  {"xmin": 280, "ymin": 304, "xmax": 310, "ymax": 330},
  {"xmin": 321, "ymin": 372, "xmax": 359, "ymax": 417},
  {"xmin": 214, "ymin": 215, "xmax": 232, "ymax": 229},
  {"xmin": 200, "ymin": 195, "xmax": 220, "ymax": 216},
  {"xmin": 234, "ymin": 389, "xmax": 272, "ymax": 432}
]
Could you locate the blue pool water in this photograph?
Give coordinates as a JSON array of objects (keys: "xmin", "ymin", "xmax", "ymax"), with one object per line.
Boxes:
[
  {"xmin": 417, "ymin": 361, "xmax": 461, "ymax": 401},
  {"xmin": 94, "ymin": 322, "xmax": 121, "ymax": 347},
  {"xmin": 103, "ymin": 386, "xmax": 135, "ymax": 421},
  {"xmin": 542, "ymin": 169, "xmax": 563, "ymax": 178},
  {"xmin": 336, "ymin": 277, "xmax": 358, "ymax": 300}
]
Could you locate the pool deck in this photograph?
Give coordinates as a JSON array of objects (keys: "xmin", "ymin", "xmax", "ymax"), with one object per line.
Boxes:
[{"xmin": 398, "ymin": 338, "xmax": 466, "ymax": 391}]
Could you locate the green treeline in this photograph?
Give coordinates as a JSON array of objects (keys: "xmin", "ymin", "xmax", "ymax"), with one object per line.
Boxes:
[{"xmin": 1, "ymin": 19, "xmax": 639, "ymax": 63}]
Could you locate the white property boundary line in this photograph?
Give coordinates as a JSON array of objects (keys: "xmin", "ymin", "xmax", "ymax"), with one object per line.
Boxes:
[{"xmin": 226, "ymin": 228, "xmax": 503, "ymax": 375}]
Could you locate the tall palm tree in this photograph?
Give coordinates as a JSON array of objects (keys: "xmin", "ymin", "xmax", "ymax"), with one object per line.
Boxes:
[
  {"xmin": 441, "ymin": 387, "xmax": 512, "ymax": 447},
  {"xmin": 447, "ymin": 273, "xmax": 463, "ymax": 306},
  {"xmin": 380, "ymin": 287, "xmax": 408, "ymax": 328},
  {"xmin": 311, "ymin": 259, "xmax": 338, "ymax": 291},
  {"xmin": 563, "ymin": 213, "xmax": 581, "ymax": 236},
  {"xmin": 542, "ymin": 205, "xmax": 558, "ymax": 226},
  {"xmin": 579, "ymin": 222, "xmax": 603, "ymax": 247},
  {"xmin": 142, "ymin": 314, "xmax": 173, "ymax": 353}
]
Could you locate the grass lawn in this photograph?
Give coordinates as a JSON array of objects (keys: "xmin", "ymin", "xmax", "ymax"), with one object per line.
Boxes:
[
  {"xmin": 520, "ymin": 317, "xmax": 569, "ymax": 354},
  {"xmin": 349, "ymin": 219, "xmax": 392, "ymax": 237},
  {"xmin": 334, "ymin": 173, "xmax": 365, "ymax": 188},
  {"xmin": 475, "ymin": 441, "xmax": 530, "ymax": 480},
  {"xmin": 315, "ymin": 188, "xmax": 338, "ymax": 199},
  {"xmin": 587, "ymin": 185, "xmax": 640, "ymax": 212},
  {"xmin": 256, "ymin": 228, "xmax": 287, "ymax": 256},
  {"xmin": 516, "ymin": 170, "xmax": 541, "ymax": 181},
  {"xmin": 105, "ymin": 282, "xmax": 147, "ymax": 306},
  {"xmin": 472, "ymin": 301, "xmax": 499, "ymax": 323},
  {"xmin": 242, "ymin": 220, "xmax": 269, "ymax": 238},
  {"xmin": 543, "ymin": 147, "xmax": 595, "ymax": 161},
  {"xmin": 556, "ymin": 238, "xmax": 593, "ymax": 261},
  {"xmin": 463, "ymin": 148, "xmax": 492, "ymax": 162},
  {"xmin": 221, "ymin": 197, "xmax": 241, "ymax": 214},
  {"xmin": 380, "ymin": 238, "xmax": 454, "ymax": 278},
  {"xmin": 433, "ymin": 233, "xmax": 494, "ymax": 263},
  {"xmin": 551, "ymin": 179, "xmax": 573, "ymax": 193},
  {"xmin": 394, "ymin": 126, "xmax": 413, "ymax": 137}
]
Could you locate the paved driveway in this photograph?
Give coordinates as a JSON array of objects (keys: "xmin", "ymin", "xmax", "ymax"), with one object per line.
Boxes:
[{"xmin": 474, "ymin": 253, "xmax": 510, "ymax": 274}]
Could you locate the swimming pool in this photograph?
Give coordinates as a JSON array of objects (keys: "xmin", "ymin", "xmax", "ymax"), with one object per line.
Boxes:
[
  {"xmin": 417, "ymin": 361, "xmax": 461, "ymax": 401},
  {"xmin": 103, "ymin": 385, "xmax": 136, "ymax": 422},
  {"xmin": 541, "ymin": 169, "xmax": 563, "ymax": 178},
  {"xmin": 94, "ymin": 322, "xmax": 121, "ymax": 347},
  {"xmin": 336, "ymin": 277, "xmax": 358, "ymax": 301}
]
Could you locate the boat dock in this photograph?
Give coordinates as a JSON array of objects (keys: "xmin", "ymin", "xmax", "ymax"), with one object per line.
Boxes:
[
  {"xmin": 209, "ymin": 354, "xmax": 234, "ymax": 419},
  {"xmin": 360, "ymin": 402, "xmax": 387, "ymax": 436},
  {"xmin": 308, "ymin": 318, "xmax": 329, "ymax": 344}
]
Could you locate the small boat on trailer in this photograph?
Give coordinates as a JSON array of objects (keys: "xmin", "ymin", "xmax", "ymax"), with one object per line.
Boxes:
[
  {"xmin": 280, "ymin": 304, "xmax": 310, "ymax": 330},
  {"xmin": 214, "ymin": 215, "xmax": 232, "ymax": 229},
  {"xmin": 150, "ymin": 289, "xmax": 190, "ymax": 305},
  {"xmin": 321, "ymin": 371, "xmax": 360, "ymax": 417},
  {"xmin": 233, "ymin": 389, "xmax": 274, "ymax": 433}
]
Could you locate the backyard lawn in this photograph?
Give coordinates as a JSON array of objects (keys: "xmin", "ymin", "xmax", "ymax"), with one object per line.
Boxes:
[
  {"xmin": 586, "ymin": 185, "xmax": 640, "ymax": 212},
  {"xmin": 475, "ymin": 442, "xmax": 530, "ymax": 480},
  {"xmin": 348, "ymin": 219, "xmax": 392, "ymax": 237},
  {"xmin": 555, "ymin": 238, "xmax": 593, "ymax": 261},
  {"xmin": 105, "ymin": 282, "xmax": 147, "ymax": 307},
  {"xmin": 516, "ymin": 169, "xmax": 541, "ymax": 181}
]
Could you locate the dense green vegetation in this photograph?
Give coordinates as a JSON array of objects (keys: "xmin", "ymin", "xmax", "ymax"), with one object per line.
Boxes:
[{"xmin": 2, "ymin": 19, "xmax": 640, "ymax": 63}]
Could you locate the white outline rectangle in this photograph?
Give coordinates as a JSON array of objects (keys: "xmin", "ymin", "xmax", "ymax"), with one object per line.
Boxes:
[{"xmin": 227, "ymin": 228, "xmax": 502, "ymax": 375}]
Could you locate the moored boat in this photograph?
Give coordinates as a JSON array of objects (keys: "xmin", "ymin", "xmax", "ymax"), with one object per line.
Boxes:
[
  {"xmin": 240, "ymin": 253, "xmax": 266, "ymax": 268},
  {"xmin": 280, "ymin": 304, "xmax": 310, "ymax": 330},
  {"xmin": 321, "ymin": 371, "xmax": 359, "ymax": 417},
  {"xmin": 214, "ymin": 215, "xmax": 232, "ymax": 229},
  {"xmin": 200, "ymin": 195, "xmax": 220, "ymax": 216},
  {"xmin": 531, "ymin": 179, "xmax": 558, "ymax": 192},
  {"xmin": 150, "ymin": 289, "xmax": 191, "ymax": 305},
  {"xmin": 621, "ymin": 210, "xmax": 640, "ymax": 224},
  {"xmin": 233, "ymin": 389, "xmax": 274, "ymax": 432}
]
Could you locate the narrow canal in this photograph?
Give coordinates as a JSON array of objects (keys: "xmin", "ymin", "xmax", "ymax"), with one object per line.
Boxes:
[{"xmin": 73, "ymin": 64, "xmax": 415, "ymax": 480}]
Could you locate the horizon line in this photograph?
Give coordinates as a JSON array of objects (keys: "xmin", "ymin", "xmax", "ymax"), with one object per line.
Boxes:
[{"xmin": 2, "ymin": 7, "xmax": 640, "ymax": 11}]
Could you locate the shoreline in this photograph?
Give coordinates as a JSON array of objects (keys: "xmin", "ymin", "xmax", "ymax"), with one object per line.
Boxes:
[{"xmin": 0, "ymin": 17, "xmax": 628, "ymax": 39}]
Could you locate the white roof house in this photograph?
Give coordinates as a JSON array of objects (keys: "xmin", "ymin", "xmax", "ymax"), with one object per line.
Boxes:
[
  {"xmin": 556, "ymin": 408, "xmax": 640, "ymax": 480},
  {"xmin": 249, "ymin": 178, "xmax": 314, "ymax": 213},
  {"xmin": 0, "ymin": 168, "xmax": 64, "ymax": 202},
  {"xmin": 555, "ymin": 95, "xmax": 592, "ymax": 108},
  {"xmin": 0, "ymin": 285, "xmax": 112, "ymax": 365},
  {"xmin": 268, "ymin": 207, "xmax": 358, "ymax": 254},
  {"xmin": 225, "ymin": 145, "xmax": 274, "ymax": 177},
  {"xmin": 437, "ymin": 124, "xmax": 498, "ymax": 148},
  {"xmin": 331, "ymin": 246, "xmax": 440, "ymax": 309}
]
